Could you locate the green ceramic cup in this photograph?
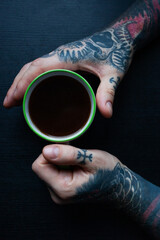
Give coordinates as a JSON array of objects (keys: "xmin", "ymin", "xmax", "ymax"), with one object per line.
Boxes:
[{"xmin": 23, "ymin": 69, "xmax": 96, "ymax": 142}]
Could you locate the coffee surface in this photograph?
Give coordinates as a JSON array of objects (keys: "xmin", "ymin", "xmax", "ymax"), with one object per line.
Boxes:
[{"xmin": 29, "ymin": 75, "xmax": 91, "ymax": 136}]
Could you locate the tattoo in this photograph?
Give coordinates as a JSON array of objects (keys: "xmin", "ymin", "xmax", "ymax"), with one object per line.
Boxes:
[
  {"xmin": 73, "ymin": 163, "xmax": 142, "ymax": 214},
  {"xmin": 77, "ymin": 149, "xmax": 93, "ymax": 165},
  {"xmin": 112, "ymin": 0, "xmax": 160, "ymax": 49},
  {"xmin": 42, "ymin": 0, "xmax": 160, "ymax": 77},
  {"xmin": 142, "ymin": 195, "xmax": 160, "ymax": 238},
  {"xmin": 109, "ymin": 76, "xmax": 121, "ymax": 90},
  {"xmin": 43, "ymin": 24, "xmax": 133, "ymax": 72},
  {"xmin": 42, "ymin": 0, "xmax": 160, "ymax": 237},
  {"xmin": 72, "ymin": 162, "xmax": 160, "ymax": 237}
]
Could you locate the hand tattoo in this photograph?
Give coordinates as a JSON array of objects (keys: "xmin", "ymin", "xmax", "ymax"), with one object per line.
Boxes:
[
  {"xmin": 43, "ymin": 0, "xmax": 160, "ymax": 78},
  {"xmin": 43, "ymin": 24, "xmax": 134, "ymax": 73},
  {"xmin": 77, "ymin": 149, "xmax": 93, "ymax": 165},
  {"xmin": 109, "ymin": 76, "xmax": 121, "ymax": 90}
]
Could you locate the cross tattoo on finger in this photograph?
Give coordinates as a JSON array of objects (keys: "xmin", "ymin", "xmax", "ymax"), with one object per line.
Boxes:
[{"xmin": 77, "ymin": 149, "xmax": 93, "ymax": 165}]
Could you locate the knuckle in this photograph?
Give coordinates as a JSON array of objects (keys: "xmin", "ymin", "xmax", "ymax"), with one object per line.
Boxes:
[
  {"xmin": 48, "ymin": 186, "xmax": 65, "ymax": 204},
  {"xmin": 6, "ymin": 89, "xmax": 11, "ymax": 97},
  {"xmin": 19, "ymin": 63, "xmax": 29, "ymax": 73},
  {"xmin": 32, "ymin": 161, "xmax": 38, "ymax": 172},
  {"xmin": 58, "ymin": 192, "xmax": 70, "ymax": 201},
  {"xmin": 106, "ymin": 88, "xmax": 115, "ymax": 97},
  {"xmin": 13, "ymin": 93, "xmax": 19, "ymax": 101},
  {"xmin": 51, "ymin": 196, "xmax": 63, "ymax": 205},
  {"xmin": 32, "ymin": 159, "xmax": 42, "ymax": 172},
  {"xmin": 23, "ymin": 62, "xmax": 30, "ymax": 70},
  {"xmin": 13, "ymin": 83, "xmax": 24, "ymax": 100},
  {"xmin": 71, "ymin": 149, "xmax": 77, "ymax": 161},
  {"xmin": 31, "ymin": 58, "xmax": 44, "ymax": 67},
  {"xmin": 58, "ymin": 184, "xmax": 73, "ymax": 200},
  {"xmin": 16, "ymin": 81, "xmax": 24, "ymax": 91}
]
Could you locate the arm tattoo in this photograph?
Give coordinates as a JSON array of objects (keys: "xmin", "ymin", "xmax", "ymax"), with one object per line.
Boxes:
[
  {"xmin": 112, "ymin": 0, "xmax": 160, "ymax": 49},
  {"xmin": 72, "ymin": 162, "xmax": 160, "ymax": 238},
  {"xmin": 77, "ymin": 149, "xmax": 93, "ymax": 165}
]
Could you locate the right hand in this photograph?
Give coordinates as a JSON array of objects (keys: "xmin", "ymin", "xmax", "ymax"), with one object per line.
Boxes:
[
  {"xmin": 32, "ymin": 143, "xmax": 141, "ymax": 210},
  {"xmin": 32, "ymin": 144, "xmax": 119, "ymax": 204},
  {"xmin": 3, "ymin": 26, "xmax": 134, "ymax": 118}
]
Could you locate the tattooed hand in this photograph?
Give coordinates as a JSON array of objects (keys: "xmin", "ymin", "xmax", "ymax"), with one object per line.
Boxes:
[
  {"xmin": 3, "ymin": 0, "xmax": 160, "ymax": 118},
  {"xmin": 3, "ymin": 25, "xmax": 134, "ymax": 118},
  {"xmin": 32, "ymin": 144, "xmax": 119, "ymax": 204},
  {"xmin": 32, "ymin": 144, "xmax": 160, "ymax": 238}
]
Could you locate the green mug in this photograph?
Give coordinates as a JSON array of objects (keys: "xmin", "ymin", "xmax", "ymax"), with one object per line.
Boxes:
[{"xmin": 23, "ymin": 69, "xmax": 96, "ymax": 142}]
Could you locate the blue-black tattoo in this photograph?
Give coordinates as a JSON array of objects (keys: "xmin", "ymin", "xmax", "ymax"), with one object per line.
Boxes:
[
  {"xmin": 72, "ymin": 162, "xmax": 160, "ymax": 238},
  {"xmin": 109, "ymin": 76, "xmax": 121, "ymax": 90},
  {"xmin": 42, "ymin": 0, "xmax": 160, "ymax": 76},
  {"xmin": 42, "ymin": 24, "xmax": 133, "ymax": 72},
  {"xmin": 77, "ymin": 149, "xmax": 93, "ymax": 165}
]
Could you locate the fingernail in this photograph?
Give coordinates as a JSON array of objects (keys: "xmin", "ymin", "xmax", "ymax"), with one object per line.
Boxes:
[
  {"xmin": 43, "ymin": 146, "xmax": 59, "ymax": 160},
  {"xmin": 106, "ymin": 101, "xmax": 112, "ymax": 114},
  {"xmin": 3, "ymin": 96, "xmax": 8, "ymax": 105}
]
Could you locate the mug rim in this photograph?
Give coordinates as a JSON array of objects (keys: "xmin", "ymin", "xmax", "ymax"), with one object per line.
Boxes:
[{"xmin": 23, "ymin": 69, "xmax": 96, "ymax": 142}]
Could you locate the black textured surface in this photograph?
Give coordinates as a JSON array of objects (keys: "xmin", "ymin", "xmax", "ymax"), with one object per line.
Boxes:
[{"xmin": 0, "ymin": 0, "xmax": 160, "ymax": 239}]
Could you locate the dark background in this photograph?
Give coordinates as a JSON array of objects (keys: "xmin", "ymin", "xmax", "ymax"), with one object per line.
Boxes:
[{"xmin": 0, "ymin": 0, "xmax": 160, "ymax": 239}]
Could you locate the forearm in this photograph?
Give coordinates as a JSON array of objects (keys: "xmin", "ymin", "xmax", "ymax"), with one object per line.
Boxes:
[
  {"xmin": 108, "ymin": 163, "xmax": 160, "ymax": 238},
  {"xmin": 109, "ymin": 0, "xmax": 160, "ymax": 50},
  {"xmin": 74, "ymin": 162, "xmax": 160, "ymax": 238}
]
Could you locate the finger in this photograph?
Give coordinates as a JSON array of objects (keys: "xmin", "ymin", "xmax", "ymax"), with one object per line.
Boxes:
[
  {"xmin": 5, "ymin": 58, "xmax": 50, "ymax": 107},
  {"xmin": 42, "ymin": 144, "xmax": 110, "ymax": 171},
  {"xmin": 32, "ymin": 154, "xmax": 74, "ymax": 200},
  {"xmin": 33, "ymin": 146, "xmax": 118, "ymax": 202},
  {"xmin": 3, "ymin": 62, "xmax": 31, "ymax": 107},
  {"xmin": 4, "ymin": 54, "xmax": 77, "ymax": 108},
  {"xmin": 8, "ymin": 62, "xmax": 31, "ymax": 93},
  {"xmin": 32, "ymin": 154, "xmax": 59, "ymax": 185},
  {"xmin": 43, "ymin": 144, "xmax": 94, "ymax": 167},
  {"xmin": 96, "ymin": 72, "xmax": 123, "ymax": 118},
  {"xmin": 47, "ymin": 186, "xmax": 64, "ymax": 204}
]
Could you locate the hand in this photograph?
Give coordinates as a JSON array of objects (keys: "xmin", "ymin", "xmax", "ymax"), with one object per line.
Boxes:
[
  {"xmin": 32, "ymin": 144, "xmax": 120, "ymax": 204},
  {"xmin": 3, "ymin": 27, "xmax": 134, "ymax": 118}
]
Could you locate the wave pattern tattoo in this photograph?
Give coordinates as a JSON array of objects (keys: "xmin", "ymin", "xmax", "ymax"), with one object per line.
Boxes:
[
  {"xmin": 108, "ymin": 163, "xmax": 142, "ymax": 215},
  {"xmin": 73, "ymin": 158, "xmax": 160, "ymax": 237},
  {"xmin": 73, "ymin": 162, "xmax": 142, "ymax": 216}
]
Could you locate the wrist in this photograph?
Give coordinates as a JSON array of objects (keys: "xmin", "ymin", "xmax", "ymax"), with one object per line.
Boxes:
[
  {"xmin": 108, "ymin": 0, "xmax": 160, "ymax": 52},
  {"xmin": 99, "ymin": 26, "xmax": 134, "ymax": 72},
  {"xmin": 106, "ymin": 163, "xmax": 142, "ymax": 215}
]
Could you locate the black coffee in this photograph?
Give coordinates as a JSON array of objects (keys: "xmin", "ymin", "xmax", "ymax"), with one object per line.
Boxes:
[{"xmin": 29, "ymin": 75, "xmax": 91, "ymax": 136}]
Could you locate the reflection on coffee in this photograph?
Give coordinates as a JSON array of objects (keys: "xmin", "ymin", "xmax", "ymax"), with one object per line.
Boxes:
[{"xmin": 29, "ymin": 75, "xmax": 91, "ymax": 136}]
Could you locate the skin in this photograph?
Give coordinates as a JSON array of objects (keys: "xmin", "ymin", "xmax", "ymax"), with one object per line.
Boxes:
[
  {"xmin": 3, "ymin": 0, "xmax": 160, "ymax": 238},
  {"xmin": 4, "ymin": 1, "xmax": 160, "ymax": 117},
  {"xmin": 32, "ymin": 144, "xmax": 160, "ymax": 238}
]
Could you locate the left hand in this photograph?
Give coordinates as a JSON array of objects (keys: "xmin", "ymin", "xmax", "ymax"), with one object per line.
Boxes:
[
  {"xmin": 32, "ymin": 144, "xmax": 119, "ymax": 204},
  {"xmin": 3, "ymin": 27, "xmax": 134, "ymax": 118}
]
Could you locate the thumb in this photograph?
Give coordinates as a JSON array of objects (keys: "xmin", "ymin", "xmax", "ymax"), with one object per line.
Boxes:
[
  {"xmin": 42, "ymin": 144, "xmax": 117, "ymax": 171},
  {"xmin": 96, "ymin": 73, "xmax": 123, "ymax": 118},
  {"xmin": 42, "ymin": 144, "xmax": 95, "ymax": 168}
]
